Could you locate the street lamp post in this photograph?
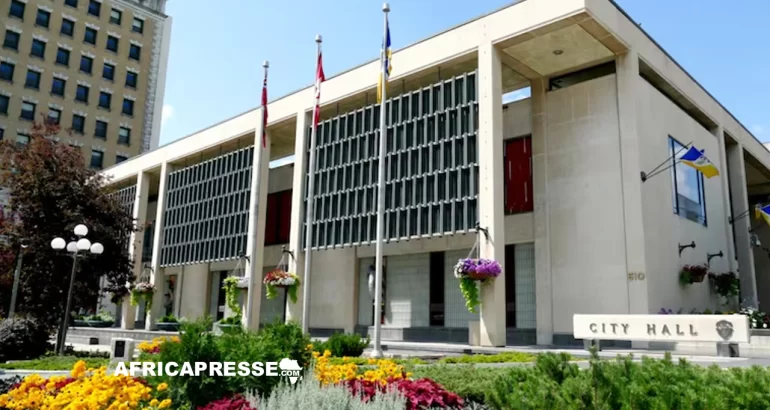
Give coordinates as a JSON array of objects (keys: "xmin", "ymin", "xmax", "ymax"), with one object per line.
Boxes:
[
  {"xmin": 8, "ymin": 243, "xmax": 27, "ymax": 318},
  {"xmin": 51, "ymin": 224, "xmax": 104, "ymax": 355}
]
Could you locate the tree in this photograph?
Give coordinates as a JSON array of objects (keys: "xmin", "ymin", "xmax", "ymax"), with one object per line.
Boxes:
[{"xmin": 0, "ymin": 117, "xmax": 136, "ymax": 328}]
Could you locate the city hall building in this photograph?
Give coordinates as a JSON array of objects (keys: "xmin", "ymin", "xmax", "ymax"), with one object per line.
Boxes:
[{"xmin": 100, "ymin": 0, "xmax": 770, "ymax": 346}]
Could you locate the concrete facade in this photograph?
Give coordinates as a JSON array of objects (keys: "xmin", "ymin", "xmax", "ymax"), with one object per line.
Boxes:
[{"xmin": 99, "ymin": 0, "xmax": 770, "ymax": 346}]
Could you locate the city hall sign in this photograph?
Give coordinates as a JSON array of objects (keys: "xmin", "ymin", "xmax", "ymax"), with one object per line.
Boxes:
[{"xmin": 573, "ymin": 314, "xmax": 750, "ymax": 343}]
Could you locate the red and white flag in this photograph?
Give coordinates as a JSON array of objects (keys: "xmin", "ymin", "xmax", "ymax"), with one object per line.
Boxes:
[
  {"xmin": 261, "ymin": 69, "xmax": 268, "ymax": 148},
  {"xmin": 313, "ymin": 50, "xmax": 325, "ymax": 129}
]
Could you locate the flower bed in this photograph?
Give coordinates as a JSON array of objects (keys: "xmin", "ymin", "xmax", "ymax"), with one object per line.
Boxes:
[
  {"xmin": 263, "ymin": 269, "xmax": 300, "ymax": 304},
  {"xmin": 0, "ymin": 361, "xmax": 172, "ymax": 409},
  {"xmin": 138, "ymin": 336, "xmax": 180, "ymax": 355},
  {"xmin": 453, "ymin": 258, "xmax": 502, "ymax": 313}
]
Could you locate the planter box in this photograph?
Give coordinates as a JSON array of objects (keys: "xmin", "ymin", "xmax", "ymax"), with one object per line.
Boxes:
[
  {"xmin": 85, "ymin": 320, "xmax": 114, "ymax": 328},
  {"xmin": 156, "ymin": 322, "xmax": 181, "ymax": 332},
  {"xmin": 73, "ymin": 320, "xmax": 88, "ymax": 327},
  {"xmin": 216, "ymin": 323, "xmax": 241, "ymax": 335}
]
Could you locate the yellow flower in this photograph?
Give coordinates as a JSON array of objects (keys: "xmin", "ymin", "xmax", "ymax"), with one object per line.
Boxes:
[
  {"xmin": 150, "ymin": 398, "xmax": 160, "ymax": 406},
  {"xmin": 159, "ymin": 398, "xmax": 172, "ymax": 409},
  {"xmin": 156, "ymin": 383, "xmax": 168, "ymax": 392},
  {"xmin": 306, "ymin": 344, "xmax": 314, "ymax": 351}
]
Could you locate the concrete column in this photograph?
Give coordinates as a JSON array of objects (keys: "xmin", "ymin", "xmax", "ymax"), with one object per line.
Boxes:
[
  {"xmin": 715, "ymin": 126, "xmax": 736, "ymax": 271},
  {"xmin": 477, "ymin": 41, "xmax": 506, "ymax": 347},
  {"xmin": 146, "ymin": 162, "xmax": 171, "ymax": 330},
  {"xmin": 243, "ymin": 108, "xmax": 271, "ymax": 329},
  {"xmin": 531, "ymin": 78, "xmax": 553, "ymax": 345},
  {"xmin": 727, "ymin": 144, "xmax": 758, "ymax": 306},
  {"xmin": 286, "ymin": 109, "xmax": 308, "ymax": 323},
  {"xmin": 616, "ymin": 51, "xmax": 649, "ymax": 317},
  {"xmin": 122, "ymin": 172, "xmax": 149, "ymax": 329}
]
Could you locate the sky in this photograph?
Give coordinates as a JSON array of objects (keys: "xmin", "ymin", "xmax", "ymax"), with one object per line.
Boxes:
[{"xmin": 158, "ymin": 0, "xmax": 769, "ymax": 149}]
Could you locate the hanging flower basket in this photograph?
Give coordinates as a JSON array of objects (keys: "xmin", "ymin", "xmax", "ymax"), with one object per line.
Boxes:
[
  {"xmin": 129, "ymin": 282, "xmax": 156, "ymax": 310},
  {"xmin": 222, "ymin": 276, "xmax": 245, "ymax": 318},
  {"xmin": 233, "ymin": 276, "xmax": 250, "ymax": 289},
  {"xmin": 454, "ymin": 258, "xmax": 502, "ymax": 313},
  {"xmin": 264, "ymin": 269, "xmax": 300, "ymax": 304},
  {"xmin": 708, "ymin": 271, "xmax": 740, "ymax": 299},
  {"xmin": 679, "ymin": 264, "xmax": 709, "ymax": 286},
  {"xmin": 454, "ymin": 258, "xmax": 502, "ymax": 281}
]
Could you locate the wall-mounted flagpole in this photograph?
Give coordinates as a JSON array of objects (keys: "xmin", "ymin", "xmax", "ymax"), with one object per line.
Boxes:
[
  {"xmin": 300, "ymin": 35, "xmax": 324, "ymax": 334},
  {"xmin": 640, "ymin": 141, "xmax": 692, "ymax": 182},
  {"xmin": 370, "ymin": 2, "xmax": 390, "ymax": 359}
]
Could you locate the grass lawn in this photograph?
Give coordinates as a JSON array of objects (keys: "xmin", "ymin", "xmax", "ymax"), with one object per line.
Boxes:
[{"xmin": 0, "ymin": 355, "xmax": 109, "ymax": 371}]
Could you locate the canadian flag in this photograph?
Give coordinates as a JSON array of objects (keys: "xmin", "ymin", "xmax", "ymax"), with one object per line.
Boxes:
[{"xmin": 312, "ymin": 50, "xmax": 325, "ymax": 129}]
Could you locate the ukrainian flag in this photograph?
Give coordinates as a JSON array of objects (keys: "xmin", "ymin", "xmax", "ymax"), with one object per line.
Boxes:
[
  {"xmin": 679, "ymin": 146, "xmax": 719, "ymax": 178},
  {"xmin": 757, "ymin": 204, "xmax": 770, "ymax": 227},
  {"xmin": 377, "ymin": 17, "xmax": 392, "ymax": 104}
]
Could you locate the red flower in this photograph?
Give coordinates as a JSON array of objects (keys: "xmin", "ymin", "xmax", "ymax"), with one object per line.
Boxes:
[{"xmin": 197, "ymin": 394, "xmax": 255, "ymax": 410}]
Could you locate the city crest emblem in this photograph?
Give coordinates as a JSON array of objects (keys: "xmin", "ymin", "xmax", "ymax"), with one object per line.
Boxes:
[{"xmin": 715, "ymin": 320, "xmax": 734, "ymax": 341}]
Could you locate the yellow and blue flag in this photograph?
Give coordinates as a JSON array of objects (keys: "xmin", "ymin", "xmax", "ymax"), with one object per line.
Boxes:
[
  {"xmin": 757, "ymin": 204, "xmax": 770, "ymax": 227},
  {"xmin": 679, "ymin": 146, "xmax": 719, "ymax": 178},
  {"xmin": 377, "ymin": 16, "xmax": 392, "ymax": 104}
]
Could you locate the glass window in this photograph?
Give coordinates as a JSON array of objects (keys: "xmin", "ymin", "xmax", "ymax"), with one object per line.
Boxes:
[
  {"xmin": 132, "ymin": 18, "xmax": 144, "ymax": 34},
  {"xmin": 25, "ymin": 70, "xmax": 41, "ymax": 89},
  {"xmin": 9, "ymin": 1, "xmax": 25, "ymax": 19},
  {"xmin": 0, "ymin": 128, "xmax": 4, "ymax": 139},
  {"xmin": 65, "ymin": 0, "xmax": 78, "ymax": 8},
  {"xmin": 98, "ymin": 91, "xmax": 111, "ymax": 109},
  {"xmin": 80, "ymin": 56, "xmax": 93, "ymax": 74},
  {"xmin": 84, "ymin": 27, "xmax": 97, "ymax": 45},
  {"xmin": 20, "ymin": 102, "xmax": 35, "ymax": 120},
  {"xmin": 0, "ymin": 95, "xmax": 9, "ymax": 114},
  {"xmin": 129, "ymin": 44, "xmax": 141, "ymax": 60},
  {"xmin": 48, "ymin": 109, "xmax": 61, "ymax": 124},
  {"xmin": 72, "ymin": 114, "xmax": 85, "ymax": 133},
  {"xmin": 61, "ymin": 18, "xmax": 75, "ymax": 37},
  {"xmin": 90, "ymin": 150, "xmax": 103, "ymax": 169},
  {"xmin": 102, "ymin": 63, "xmax": 115, "ymax": 81},
  {"xmin": 0, "ymin": 62, "xmax": 14, "ymax": 81},
  {"xmin": 36, "ymin": 9, "xmax": 50, "ymax": 28},
  {"xmin": 110, "ymin": 9, "xmax": 121, "ymax": 25},
  {"xmin": 122, "ymin": 98, "xmax": 134, "ymax": 116},
  {"xmin": 125, "ymin": 71, "xmax": 137, "ymax": 88},
  {"xmin": 106, "ymin": 35, "xmax": 118, "ymax": 52},
  {"xmin": 95, "ymin": 120, "xmax": 107, "ymax": 139},
  {"xmin": 670, "ymin": 137, "xmax": 707, "ymax": 225},
  {"xmin": 16, "ymin": 134, "xmax": 29, "ymax": 145},
  {"xmin": 56, "ymin": 48, "xmax": 70, "ymax": 66},
  {"xmin": 88, "ymin": 0, "xmax": 101, "ymax": 17},
  {"xmin": 51, "ymin": 78, "xmax": 66, "ymax": 96},
  {"xmin": 76, "ymin": 85, "xmax": 89, "ymax": 103},
  {"xmin": 116, "ymin": 154, "xmax": 128, "ymax": 164},
  {"xmin": 118, "ymin": 127, "xmax": 130, "ymax": 145},
  {"xmin": 30, "ymin": 39, "xmax": 46, "ymax": 58},
  {"xmin": 3, "ymin": 30, "xmax": 20, "ymax": 50}
]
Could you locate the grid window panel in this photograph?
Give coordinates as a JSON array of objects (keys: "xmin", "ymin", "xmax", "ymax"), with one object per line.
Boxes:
[
  {"xmin": 385, "ymin": 254, "xmax": 430, "ymax": 327},
  {"xmin": 443, "ymin": 249, "xmax": 478, "ymax": 327},
  {"xmin": 515, "ymin": 243, "xmax": 536, "ymax": 329},
  {"xmin": 108, "ymin": 184, "xmax": 136, "ymax": 252},
  {"xmin": 304, "ymin": 72, "xmax": 479, "ymax": 249},
  {"xmin": 160, "ymin": 146, "xmax": 253, "ymax": 266}
]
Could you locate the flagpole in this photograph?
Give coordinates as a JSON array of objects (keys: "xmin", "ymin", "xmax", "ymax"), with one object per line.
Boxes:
[
  {"xmin": 245, "ymin": 60, "xmax": 269, "ymax": 330},
  {"xmin": 370, "ymin": 2, "xmax": 390, "ymax": 359},
  {"xmin": 301, "ymin": 35, "xmax": 323, "ymax": 334}
]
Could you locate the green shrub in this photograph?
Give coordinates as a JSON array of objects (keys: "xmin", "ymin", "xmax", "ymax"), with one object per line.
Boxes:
[
  {"xmin": 313, "ymin": 333, "xmax": 370, "ymax": 357},
  {"xmin": 145, "ymin": 318, "xmax": 313, "ymax": 409},
  {"xmin": 0, "ymin": 317, "xmax": 51, "ymax": 362},
  {"xmin": 438, "ymin": 351, "xmax": 538, "ymax": 364},
  {"xmin": 411, "ymin": 365, "xmax": 509, "ymax": 405},
  {"xmin": 484, "ymin": 352, "xmax": 770, "ymax": 410}
]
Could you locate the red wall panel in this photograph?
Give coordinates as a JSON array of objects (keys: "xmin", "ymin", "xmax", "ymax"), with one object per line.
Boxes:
[{"xmin": 504, "ymin": 136, "xmax": 533, "ymax": 214}]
